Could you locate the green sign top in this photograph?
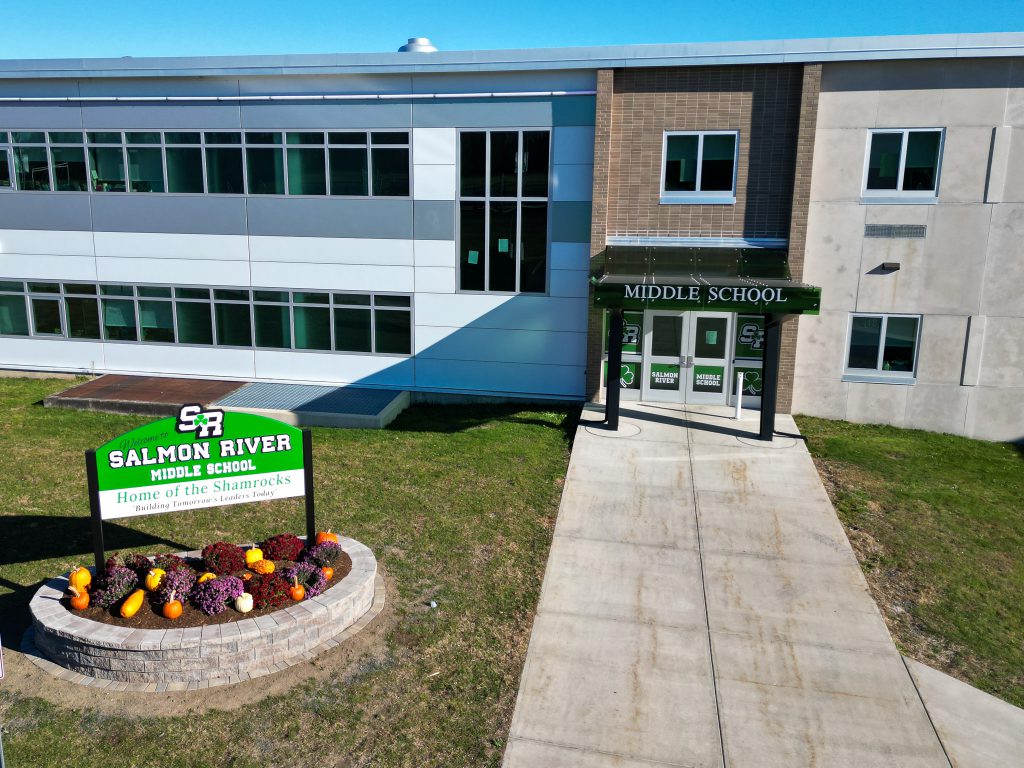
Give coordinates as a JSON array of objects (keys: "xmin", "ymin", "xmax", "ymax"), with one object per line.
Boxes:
[
  {"xmin": 94, "ymin": 405, "xmax": 306, "ymax": 520},
  {"xmin": 593, "ymin": 281, "xmax": 821, "ymax": 314}
]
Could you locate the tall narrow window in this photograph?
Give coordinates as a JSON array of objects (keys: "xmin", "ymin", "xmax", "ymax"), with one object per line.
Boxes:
[
  {"xmin": 205, "ymin": 133, "xmax": 243, "ymax": 194},
  {"xmin": 13, "ymin": 138, "xmax": 51, "ymax": 190},
  {"xmin": 286, "ymin": 133, "xmax": 327, "ymax": 196},
  {"xmin": 0, "ymin": 144, "xmax": 11, "ymax": 189},
  {"xmin": 88, "ymin": 134, "xmax": 126, "ymax": 192},
  {"xmin": 370, "ymin": 132, "xmax": 409, "ymax": 197},
  {"xmin": 458, "ymin": 129, "xmax": 549, "ymax": 294},
  {"xmin": 167, "ymin": 133, "xmax": 204, "ymax": 193}
]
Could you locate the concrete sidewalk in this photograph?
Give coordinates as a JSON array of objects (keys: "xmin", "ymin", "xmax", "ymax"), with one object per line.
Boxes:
[{"xmin": 504, "ymin": 402, "xmax": 951, "ymax": 767}]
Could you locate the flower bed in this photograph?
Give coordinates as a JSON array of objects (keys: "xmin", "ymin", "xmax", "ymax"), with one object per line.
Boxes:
[{"xmin": 28, "ymin": 535, "xmax": 380, "ymax": 687}]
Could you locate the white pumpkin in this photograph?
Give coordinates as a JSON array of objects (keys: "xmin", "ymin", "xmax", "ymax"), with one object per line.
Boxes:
[{"xmin": 235, "ymin": 593, "xmax": 254, "ymax": 613}]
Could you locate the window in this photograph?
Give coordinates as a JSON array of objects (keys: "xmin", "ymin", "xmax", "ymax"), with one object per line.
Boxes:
[
  {"xmin": 661, "ymin": 131, "xmax": 738, "ymax": 204},
  {"xmin": 0, "ymin": 280, "xmax": 413, "ymax": 356},
  {"xmin": 845, "ymin": 314, "xmax": 921, "ymax": 382},
  {"xmin": 863, "ymin": 129, "xmax": 943, "ymax": 201},
  {"xmin": 458, "ymin": 129, "xmax": 550, "ymax": 293}
]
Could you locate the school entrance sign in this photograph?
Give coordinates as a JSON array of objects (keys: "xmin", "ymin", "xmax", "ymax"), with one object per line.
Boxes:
[{"xmin": 85, "ymin": 405, "xmax": 316, "ymax": 571}]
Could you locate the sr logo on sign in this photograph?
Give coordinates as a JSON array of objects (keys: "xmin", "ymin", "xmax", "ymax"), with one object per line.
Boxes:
[
  {"xmin": 738, "ymin": 322, "xmax": 764, "ymax": 351},
  {"xmin": 622, "ymin": 323, "xmax": 641, "ymax": 347},
  {"xmin": 176, "ymin": 404, "xmax": 226, "ymax": 439}
]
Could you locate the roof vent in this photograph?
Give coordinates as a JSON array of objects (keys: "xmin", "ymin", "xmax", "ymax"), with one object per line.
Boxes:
[{"xmin": 398, "ymin": 37, "xmax": 437, "ymax": 53}]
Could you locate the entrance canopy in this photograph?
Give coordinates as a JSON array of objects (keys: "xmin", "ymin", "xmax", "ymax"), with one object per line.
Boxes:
[{"xmin": 591, "ymin": 244, "xmax": 821, "ymax": 315}]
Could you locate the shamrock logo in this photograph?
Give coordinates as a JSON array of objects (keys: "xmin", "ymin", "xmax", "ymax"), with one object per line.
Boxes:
[
  {"xmin": 194, "ymin": 414, "xmax": 209, "ymax": 427},
  {"xmin": 619, "ymin": 364, "xmax": 635, "ymax": 387},
  {"xmin": 741, "ymin": 371, "xmax": 762, "ymax": 395},
  {"xmin": 176, "ymin": 404, "xmax": 225, "ymax": 438}
]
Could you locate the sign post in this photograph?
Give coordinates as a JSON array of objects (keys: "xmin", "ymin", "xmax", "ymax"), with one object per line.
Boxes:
[{"xmin": 86, "ymin": 404, "xmax": 315, "ymax": 572}]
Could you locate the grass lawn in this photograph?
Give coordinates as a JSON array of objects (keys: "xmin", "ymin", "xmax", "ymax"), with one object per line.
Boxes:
[
  {"xmin": 796, "ymin": 416, "xmax": 1024, "ymax": 708},
  {"xmin": 0, "ymin": 377, "xmax": 576, "ymax": 767}
]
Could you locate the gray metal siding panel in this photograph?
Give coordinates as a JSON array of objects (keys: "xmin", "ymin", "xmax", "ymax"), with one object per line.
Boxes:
[
  {"xmin": 82, "ymin": 104, "xmax": 242, "ymax": 130},
  {"xmin": 552, "ymin": 96, "xmax": 597, "ymax": 127},
  {"xmin": 0, "ymin": 193, "xmax": 93, "ymax": 231},
  {"xmin": 550, "ymin": 201, "xmax": 592, "ymax": 243},
  {"xmin": 413, "ymin": 201, "xmax": 455, "ymax": 240},
  {"xmin": 246, "ymin": 197, "xmax": 413, "ymax": 239},
  {"xmin": 412, "ymin": 99, "xmax": 554, "ymax": 128},
  {"xmin": 0, "ymin": 103, "xmax": 83, "ymax": 129},
  {"xmin": 91, "ymin": 195, "xmax": 248, "ymax": 235},
  {"xmin": 240, "ymin": 103, "xmax": 411, "ymax": 129}
]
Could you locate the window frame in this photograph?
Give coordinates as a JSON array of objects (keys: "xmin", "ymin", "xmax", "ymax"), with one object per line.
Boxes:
[
  {"xmin": 455, "ymin": 127, "xmax": 552, "ymax": 296},
  {"xmin": 860, "ymin": 128, "xmax": 945, "ymax": 204},
  {"xmin": 0, "ymin": 129, "xmax": 412, "ymax": 199},
  {"xmin": 660, "ymin": 130, "xmax": 739, "ymax": 205},
  {"xmin": 842, "ymin": 312, "xmax": 922, "ymax": 384}
]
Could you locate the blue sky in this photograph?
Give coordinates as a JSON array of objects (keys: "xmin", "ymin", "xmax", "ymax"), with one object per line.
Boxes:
[{"xmin": 5, "ymin": 0, "xmax": 1024, "ymax": 59}]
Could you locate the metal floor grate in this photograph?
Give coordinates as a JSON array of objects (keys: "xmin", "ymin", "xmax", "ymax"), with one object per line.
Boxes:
[{"xmin": 213, "ymin": 383, "xmax": 405, "ymax": 416}]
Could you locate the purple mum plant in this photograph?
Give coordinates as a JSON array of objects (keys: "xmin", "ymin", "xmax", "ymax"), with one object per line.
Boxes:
[
  {"xmin": 282, "ymin": 562, "xmax": 327, "ymax": 598},
  {"xmin": 156, "ymin": 567, "xmax": 197, "ymax": 606},
  {"xmin": 91, "ymin": 566, "xmax": 139, "ymax": 610},
  {"xmin": 302, "ymin": 541, "xmax": 342, "ymax": 568},
  {"xmin": 189, "ymin": 575, "xmax": 245, "ymax": 616}
]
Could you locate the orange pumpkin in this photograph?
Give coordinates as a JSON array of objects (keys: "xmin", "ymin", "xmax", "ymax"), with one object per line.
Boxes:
[
  {"xmin": 289, "ymin": 576, "xmax": 305, "ymax": 601},
  {"xmin": 68, "ymin": 586, "xmax": 90, "ymax": 611},
  {"xmin": 242, "ymin": 572, "xmax": 254, "ymax": 581},
  {"xmin": 316, "ymin": 530, "xmax": 339, "ymax": 545},
  {"xmin": 322, "ymin": 566, "xmax": 334, "ymax": 581},
  {"xmin": 68, "ymin": 566, "xmax": 92, "ymax": 592},
  {"xmin": 162, "ymin": 594, "xmax": 183, "ymax": 620}
]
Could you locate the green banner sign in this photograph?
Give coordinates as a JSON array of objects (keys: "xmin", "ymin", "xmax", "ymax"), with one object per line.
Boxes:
[
  {"xmin": 734, "ymin": 315, "xmax": 765, "ymax": 359},
  {"xmin": 693, "ymin": 365, "xmax": 725, "ymax": 393},
  {"xmin": 93, "ymin": 405, "xmax": 306, "ymax": 520},
  {"xmin": 650, "ymin": 363, "xmax": 680, "ymax": 391},
  {"xmin": 594, "ymin": 282, "xmax": 821, "ymax": 314},
  {"xmin": 604, "ymin": 361, "xmax": 640, "ymax": 389}
]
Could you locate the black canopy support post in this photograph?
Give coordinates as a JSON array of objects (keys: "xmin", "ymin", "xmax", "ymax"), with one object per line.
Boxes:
[
  {"xmin": 302, "ymin": 429, "xmax": 316, "ymax": 544},
  {"xmin": 85, "ymin": 449, "xmax": 105, "ymax": 574},
  {"xmin": 759, "ymin": 313, "xmax": 783, "ymax": 441},
  {"xmin": 605, "ymin": 308, "xmax": 623, "ymax": 431}
]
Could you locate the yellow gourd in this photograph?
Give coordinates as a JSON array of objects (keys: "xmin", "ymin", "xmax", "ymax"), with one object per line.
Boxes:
[
  {"xmin": 68, "ymin": 566, "xmax": 92, "ymax": 592},
  {"xmin": 245, "ymin": 548, "xmax": 264, "ymax": 566},
  {"xmin": 251, "ymin": 559, "xmax": 275, "ymax": 574},
  {"xmin": 197, "ymin": 572, "xmax": 217, "ymax": 584},
  {"xmin": 120, "ymin": 589, "xmax": 146, "ymax": 619},
  {"xmin": 144, "ymin": 568, "xmax": 166, "ymax": 592}
]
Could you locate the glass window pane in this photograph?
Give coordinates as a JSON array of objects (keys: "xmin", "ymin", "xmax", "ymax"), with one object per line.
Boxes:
[
  {"xmin": 88, "ymin": 146, "xmax": 126, "ymax": 192},
  {"xmin": 459, "ymin": 201, "xmax": 485, "ymax": 291},
  {"xmin": 165, "ymin": 132, "xmax": 200, "ymax": 145},
  {"xmin": 28, "ymin": 282, "xmax": 60, "ymax": 293},
  {"xmin": 371, "ymin": 132, "xmax": 408, "ymax": 145},
  {"xmin": 490, "ymin": 132, "xmax": 519, "ymax": 197},
  {"xmin": 31, "ymin": 298, "xmax": 62, "ymax": 335},
  {"xmin": 652, "ymin": 315, "xmax": 683, "ymax": 356},
  {"xmin": 100, "ymin": 284, "xmax": 133, "ymax": 296},
  {"xmin": 460, "ymin": 132, "xmax": 486, "ymax": 197},
  {"xmin": 175, "ymin": 301, "xmax": 213, "ymax": 344},
  {"xmin": 694, "ymin": 317, "xmax": 728, "ymax": 357},
  {"xmin": 206, "ymin": 148, "xmax": 243, "ymax": 193},
  {"xmin": 287, "ymin": 148, "xmax": 326, "ymax": 195},
  {"xmin": 12, "ymin": 132, "xmax": 45, "ymax": 143},
  {"xmin": 166, "ymin": 148, "xmax": 204, "ymax": 193},
  {"xmin": 488, "ymin": 201, "xmax": 517, "ymax": 292},
  {"xmin": 328, "ymin": 132, "xmax": 366, "ymax": 145},
  {"xmin": 245, "ymin": 132, "xmax": 281, "ymax": 145},
  {"xmin": 254, "ymin": 290, "xmax": 288, "ymax": 302},
  {"xmin": 14, "ymin": 146, "xmax": 50, "ymax": 190},
  {"xmin": 175, "ymin": 287, "xmax": 208, "ymax": 299},
  {"xmin": 0, "ymin": 132, "xmax": 8, "ymax": 144},
  {"xmin": 375, "ymin": 295, "xmax": 411, "ymax": 307},
  {"xmin": 700, "ymin": 134, "xmax": 736, "ymax": 192},
  {"xmin": 848, "ymin": 316, "xmax": 882, "ymax": 369},
  {"xmin": 328, "ymin": 148, "xmax": 368, "ymax": 196},
  {"xmin": 370, "ymin": 147, "xmax": 408, "ymax": 196},
  {"xmin": 903, "ymin": 132, "xmax": 941, "ymax": 192},
  {"xmin": 333, "ymin": 293, "xmax": 371, "ymax": 306},
  {"xmin": 125, "ymin": 132, "xmax": 161, "ymax": 145},
  {"xmin": 882, "ymin": 317, "xmax": 919, "ymax": 372},
  {"xmin": 139, "ymin": 300, "xmax": 175, "ymax": 342},
  {"xmin": 0, "ymin": 295, "xmax": 29, "ymax": 335},
  {"xmin": 866, "ymin": 133, "xmax": 902, "ymax": 191},
  {"xmin": 0, "ymin": 281, "xmax": 23, "ymax": 291},
  {"xmin": 86, "ymin": 132, "xmax": 120, "ymax": 144},
  {"xmin": 48, "ymin": 132, "xmax": 83, "ymax": 144},
  {"xmin": 102, "ymin": 299, "xmax": 137, "ymax": 341},
  {"xmin": 127, "ymin": 147, "xmax": 165, "ymax": 192},
  {"xmin": 292, "ymin": 292, "xmax": 328, "ymax": 304},
  {"xmin": 51, "ymin": 146, "xmax": 87, "ymax": 191},
  {"xmin": 0, "ymin": 151, "xmax": 10, "ymax": 189},
  {"xmin": 286, "ymin": 132, "xmax": 324, "ymax": 145},
  {"xmin": 520, "ymin": 201, "xmax": 547, "ymax": 293},
  {"xmin": 374, "ymin": 310, "xmax": 411, "ymax": 354},
  {"xmin": 294, "ymin": 306, "xmax": 331, "ymax": 350},
  {"xmin": 137, "ymin": 286, "xmax": 172, "ymax": 297},
  {"xmin": 65, "ymin": 297, "xmax": 101, "ymax": 339},
  {"xmin": 214, "ymin": 289, "xmax": 249, "ymax": 301},
  {"xmin": 204, "ymin": 132, "xmax": 241, "ymax": 145},
  {"xmin": 333, "ymin": 307, "xmax": 371, "ymax": 352},
  {"xmin": 664, "ymin": 135, "xmax": 698, "ymax": 192},
  {"xmin": 522, "ymin": 131, "xmax": 549, "ymax": 197},
  {"xmin": 254, "ymin": 304, "xmax": 290, "ymax": 348},
  {"xmin": 246, "ymin": 147, "xmax": 284, "ymax": 194},
  {"xmin": 215, "ymin": 302, "xmax": 251, "ymax": 346},
  {"xmin": 63, "ymin": 283, "xmax": 96, "ymax": 294}
]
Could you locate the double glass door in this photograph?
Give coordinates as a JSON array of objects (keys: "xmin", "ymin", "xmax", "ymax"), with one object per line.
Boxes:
[{"xmin": 641, "ymin": 311, "xmax": 732, "ymax": 404}]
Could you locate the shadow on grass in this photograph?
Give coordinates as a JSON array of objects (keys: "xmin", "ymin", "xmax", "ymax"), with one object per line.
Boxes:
[
  {"xmin": 388, "ymin": 403, "xmax": 581, "ymax": 444},
  {"xmin": 0, "ymin": 517, "xmax": 189, "ymax": 647}
]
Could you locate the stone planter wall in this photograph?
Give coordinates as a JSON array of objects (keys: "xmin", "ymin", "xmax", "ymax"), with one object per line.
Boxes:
[{"xmin": 28, "ymin": 537, "xmax": 379, "ymax": 689}]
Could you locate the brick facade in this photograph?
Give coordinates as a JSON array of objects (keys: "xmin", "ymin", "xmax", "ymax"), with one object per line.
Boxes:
[{"xmin": 586, "ymin": 63, "xmax": 821, "ymax": 411}]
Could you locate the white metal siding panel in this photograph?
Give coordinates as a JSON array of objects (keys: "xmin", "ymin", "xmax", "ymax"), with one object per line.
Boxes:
[
  {"xmin": 254, "ymin": 351, "xmax": 415, "ymax": 387},
  {"xmin": 414, "ymin": 293, "xmax": 588, "ymax": 333},
  {"xmin": 413, "ymin": 165, "xmax": 457, "ymax": 200},
  {"xmin": 93, "ymin": 232, "xmax": 249, "ymax": 261},
  {"xmin": 412, "ymin": 127, "xmax": 457, "ymax": 165},
  {"xmin": 248, "ymin": 236, "xmax": 414, "ymax": 266},
  {"xmin": 549, "ymin": 268, "xmax": 590, "ymax": 298},
  {"xmin": 413, "ymin": 239, "xmax": 457, "ymax": 267},
  {"xmin": 415, "ymin": 325, "xmax": 587, "ymax": 367},
  {"xmin": 415, "ymin": 358, "xmax": 585, "ymax": 397},
  {"xmin": 0, "ymin": 338, "xmax": 104, "ymax": 371},
  {"xmin": 249, "ymin": 262, "xmax": 415, "ymax": 292},
  {"xmin": 95, "ymin": 257, "xmax": 250, "ymax": 285},
  {"xmin": 103, "ymin": 344, "xmax": 256, "ymax": 378},
  {"xmin": 0, "ymin": 229, "xmax": 94, "ymax": 257},
  {"xmin": 0, "ymin": 254, "xmax": 97, "ymax": 281},
  {"xmin": 414, "ymin": 266, "xmax": 456, "ymax": 294}
]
